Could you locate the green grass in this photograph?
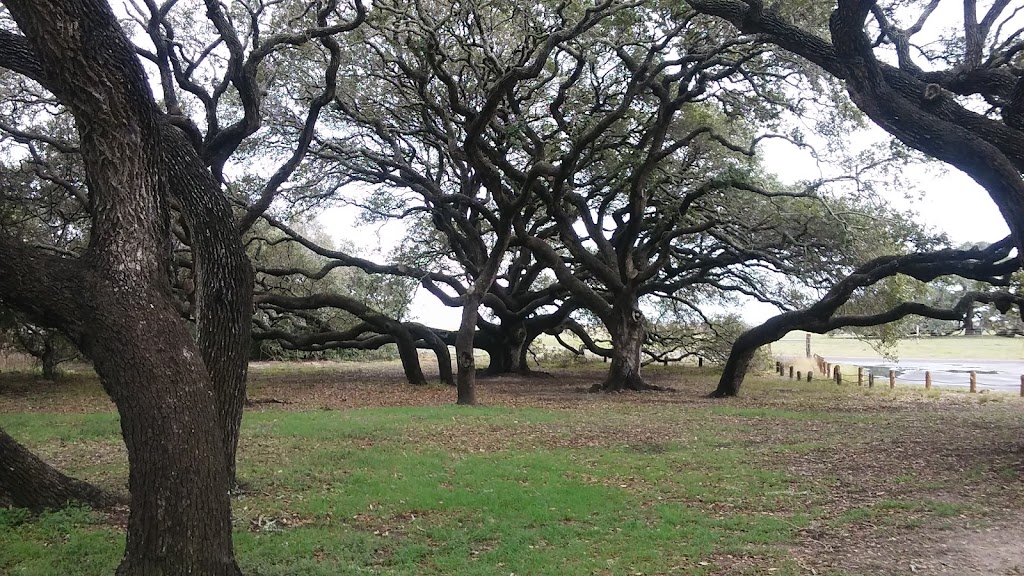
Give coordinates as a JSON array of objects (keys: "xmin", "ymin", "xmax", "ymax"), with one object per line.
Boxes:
[
  {"xmin": 0, "ymin": 406, "xmax": 811, "ymax": 575},
  {"xmin": 832, "ymin": 499, "xmax": 970, "ymax": 530},
  {"xmin": 2, "ymin": 364, "xmax": 1022, "ymax": 575},
  {"xmin": 772, "ymin": 331, "xmax": 1024, "ymax": 360}
]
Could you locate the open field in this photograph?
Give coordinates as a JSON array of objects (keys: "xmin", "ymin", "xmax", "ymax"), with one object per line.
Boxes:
[
  {"xmin": 1, "ymin": 362, "xmax": 1023, "ymax": 575},
  {"xmin": 772, "ymin": 331, "xmax": 1024, "ymax": 361}
]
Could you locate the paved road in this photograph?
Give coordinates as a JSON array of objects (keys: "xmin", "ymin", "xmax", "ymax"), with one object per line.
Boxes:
[{"xmin": 820, "ymin": 356, "xmax": 1024, "ymax": 392}]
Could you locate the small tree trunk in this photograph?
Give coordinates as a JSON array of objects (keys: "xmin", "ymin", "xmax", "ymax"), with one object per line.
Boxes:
[
  {"xmin": 0, "ymin": 427, "xmax": 122, "ymax": 512},
  {"xmin": 455, "ymin": 292, "xmax": 482, "ymax": 405},
  {"xmin": 40, "ymin": 337, "xmax": 58, "ymax": 381},
  {"xmin": 393, "ymin": 327, "xmax": 427, "ymax": 385},
  {"xmin": 591, "ymin": 304, "xmax": 664, "ymax": 392}
]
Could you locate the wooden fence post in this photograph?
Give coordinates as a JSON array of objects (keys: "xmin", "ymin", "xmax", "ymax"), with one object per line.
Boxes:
[
  {"xmin": 868, "ymin": 373, "xmax": 874, "ymax": 388},
  {"xmin": 970, "ymin": 370, "xmax": 977, "ymax": 393},
  {"xmin": 797, "ymin": 370, "xmax": 802, "ymax": 381},
  {"xmin": 806, "ymin": 371, "xmax": 812, "ymax": 382},
  {"xmin": 834, "ymin": 365, "xmax": 841, "ymax": 385},
  {"xmin": 789, "ymin": 366, "xmax": 794, "ymax": 379},
  {"xmin": 925, "ymin": 371, "xmax": 931, "ymax": 390},
  {"xmin": 1020, "ymin": 375, "xmax": 1024, "ymax": 398},
  {"xmin": 805, "ymin": 333, "xmax": 811, "ymax": 358},
  {"xmin": 857, "ymin": 366, "xmax": 863, "ymax": 387},
  {"xmin": 889, "ymin": 369, "xmax": 895, "ymax": 389}
]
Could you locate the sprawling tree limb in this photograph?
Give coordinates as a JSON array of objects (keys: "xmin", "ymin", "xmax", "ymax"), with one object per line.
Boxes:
[
  {"xmin": 257, "ymin": 293, "xmax": 431, "ymax": 385},
  {"xmin": 712, "ymin": 238, "xmax": 1019, "ymax": 397},
  {"xmin": 686, "ymin": 0, "xmax": 1024, "ymax": 253},
  {"xmin": 0, "ymin": 237, "xmax": 86, "ymax": 343},
  {"xmin": 0, "ymin": 426, "xmax": 123, "ymax": 512}
]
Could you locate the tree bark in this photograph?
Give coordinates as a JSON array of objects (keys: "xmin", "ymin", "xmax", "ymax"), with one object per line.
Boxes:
[
  {"xmin": 591, "ymin": 302, "xmax": 665, "ymax": 392},
  {"xmin": 0, "ymin": 426, "xmax": 122, "ymax": 512},
  {"xmin": 39, "ymin": 336, "xmax": 58, "ymax": 381},
  {"xmin": 0, "ymin": 1, "xmax": 243, "ymax": 573},
  {"xmin": 481, "ymin": 321, "xmax": 532, "ymax": 376},
  {"xmin": 160, "ymin": 125, "xmax": 252, "ymax": 485},
  {"xmin": 455, "ymin": 291, "xmax": 482, "ymax": 404},
  {"xmin": 88, "ymin": 280, "xmax": 241, "ymax": 576}
]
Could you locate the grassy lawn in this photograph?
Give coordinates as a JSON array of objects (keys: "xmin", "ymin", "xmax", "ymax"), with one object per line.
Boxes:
[{"xmin": 1, "ymin": 363, "xmax": 1022, "ymax": 575}]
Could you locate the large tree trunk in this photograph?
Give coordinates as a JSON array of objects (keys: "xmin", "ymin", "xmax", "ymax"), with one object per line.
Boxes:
[
  {"xmin": 0, "ymin": 426, "xmax": 122, "ymax": 512},
  {"xmin": 160, "ymin": 125, "xmax": 253, "ymax": 485},
  {"xmin": 0, "ymin": 1, "xmax": 243, "ymax": 572},
  {"xmin": 88, "ymin": 281, "xmax": 241, "ymax": 576},
  {"xmin": 481, "ymin": 321, "xmax": 531, "ymax": 376},
  {"xmin": 591, "ymin": 302, "xmax": 664, "ymax": 392}
]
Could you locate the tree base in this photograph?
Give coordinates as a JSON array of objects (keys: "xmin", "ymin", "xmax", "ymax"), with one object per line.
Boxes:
[
  {"xmin": 478, "ymin": 367, "xmax": 552, "ymax": 379},
  {"xmin": 589, "ymin": 373, "xmax": 672, "ymax": 393},
  {"xmin": 707, "ymin": 387, "xmax": 737, "ymax": 398},
  {"xmin": 115, "ymin": 557, "xmax": 242, "ymax": 576}
]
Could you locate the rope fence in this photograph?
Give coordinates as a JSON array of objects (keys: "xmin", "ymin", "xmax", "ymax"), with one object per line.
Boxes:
[{"xmin": 772, "ymin": 354, "xmax": 1024, "ymax": 397}]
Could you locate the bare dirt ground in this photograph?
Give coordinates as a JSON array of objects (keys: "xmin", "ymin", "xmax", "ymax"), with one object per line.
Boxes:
[{"xmin": 3, "ymin": 360, "xmax": 1022, "ymax": 574}]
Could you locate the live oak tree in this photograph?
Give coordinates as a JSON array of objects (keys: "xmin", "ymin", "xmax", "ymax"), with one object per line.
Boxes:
[
  {"xmin": 0, "ymin": 0, "xmax": 364, "ymax": 572},
  {"xmin": 0, "ymin": 0, "xmax": 251, "ymax": 572},
  {"xmin": 713, "ymin": 238, "xmax": 1021, "ymax": 396},
  {"xmin": 509, "ymin": 7, "xmax": 877, "ymax": 391},
  {"xmin": 686, "ymin": 0, "xmax": 1024, "ymax": 256},
  {"xmin": 320, "ymin": 0, "xmax": 634, "ymax": 403}
]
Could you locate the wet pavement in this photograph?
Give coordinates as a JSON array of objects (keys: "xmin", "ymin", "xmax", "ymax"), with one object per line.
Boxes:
[{"xmin": 819, "ymin": 357, "xmax": 1024, "ymax": 392}]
